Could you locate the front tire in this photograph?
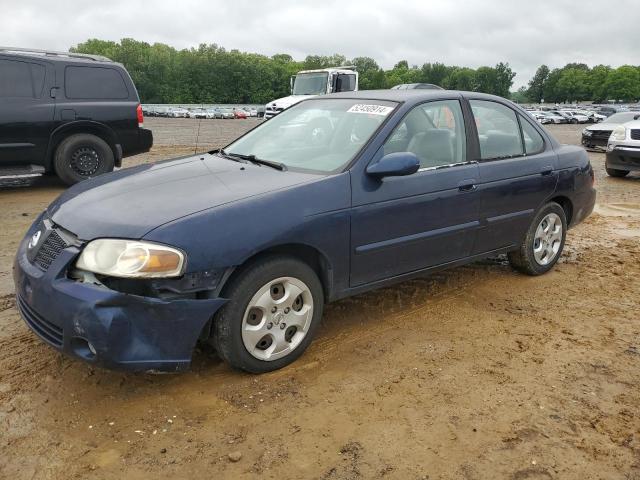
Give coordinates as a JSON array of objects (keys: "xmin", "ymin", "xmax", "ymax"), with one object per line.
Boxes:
[
  {"xmin": 212, "ymin": 256, "xmax": 324, "ymax": 373},
  {"xmin": 508, "ymin": 202, "xmax": 567, "ymax": 276},
  {"xmin": 605, "ymin": 167, "xmax": 629, "ymax": 178},
  {"xmin": 54, "ymin": 134, "xmax": 115, "ymax": 185}
]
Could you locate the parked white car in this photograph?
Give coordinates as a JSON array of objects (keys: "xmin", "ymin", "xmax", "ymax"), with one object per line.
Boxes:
[
  {"xmin": 606, "ymin": 119, "xmax": 640, "ymax": 177},
  {"xmin": 188, "ymin": 108, "xmax": 208, "ymax": 119},
  {"xmin": 540, "ymin": 112, "xmax": 566, "ymax": 124},
  {"xmin": 529, "ymin": 111, "xmax": 552, "ymax": 124},
  {"xmin": 170, "ymin": 108, "xmax": 190, "ymax": 118},
  {"xmin": 560, "ymin": 110, "xmax": 590, "ymax": 124}
]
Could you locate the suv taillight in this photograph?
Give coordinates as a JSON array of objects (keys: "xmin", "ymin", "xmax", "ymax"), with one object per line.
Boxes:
[{"xmin": 136, "ymin": 104, "xmax": 144, "ymax": 127}]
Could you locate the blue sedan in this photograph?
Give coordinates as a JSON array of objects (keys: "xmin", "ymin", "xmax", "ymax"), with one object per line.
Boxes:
[{"xmin": 14, "ymin": 90, "xmax": 596, "ymax": 373}]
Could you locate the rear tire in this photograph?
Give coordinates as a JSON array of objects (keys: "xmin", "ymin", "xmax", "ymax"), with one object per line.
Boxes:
[
  {"xmin": 605, "ymin": 167, "xmax": 629, "ymax": 178},
  {"xmin": 212, "ymin": 255, "xmax": 324, "ymax": 373},
  {"xmin": 54, "ymin": 134, "xmax": 115, "ymax": 185},
  {"xmin": 508, "ymin": 202, "xmax": 567, "ymax": 276}
]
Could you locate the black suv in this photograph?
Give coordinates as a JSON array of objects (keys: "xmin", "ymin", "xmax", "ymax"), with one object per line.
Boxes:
[{"xmin": 0, "ymin": 47, "xmax": 152, "ymax": 185}]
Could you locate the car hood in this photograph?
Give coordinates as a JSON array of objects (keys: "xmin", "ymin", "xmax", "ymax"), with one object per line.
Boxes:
[
  {"xmin": 623, "ymin": 120, "xmax": 640, "ymax": 129},
  {"xmin": 268, "ymin": 94, "xmax": 316, "ymax": 109},
  {"xmin": 585, "ymin": 122, "xmax": 618, "ymax": 131},
  {"xmin": 48, "ymin": 153, "xmax": 318, "ymax": 240}
]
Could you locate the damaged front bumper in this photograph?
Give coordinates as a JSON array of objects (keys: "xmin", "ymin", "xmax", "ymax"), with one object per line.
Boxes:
[{"xmin": 13, "ymin": 231, "xmax": 226, "ymax": 373}]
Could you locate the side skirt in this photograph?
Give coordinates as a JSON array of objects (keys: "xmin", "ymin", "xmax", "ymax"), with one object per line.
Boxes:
[{"xmin": 331, "ymin": 246, "xmax": 514, "ymax": 302}]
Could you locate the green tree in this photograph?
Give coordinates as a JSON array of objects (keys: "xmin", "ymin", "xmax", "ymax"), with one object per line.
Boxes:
[
  {"xmin": 511, "ymin": 86, "xmax": 529, "ymax": 103},
  {"xmin": 526, "ymin": 65, "xmax": 549, "ymax": 103},
  {"xmin": 443, "ymin": 67, "xmax": 476, "ymax": 91},
  {"xmin": 542, "ymin": 68, "xmax": 563, "ymax": 103},
  {"xmin": 556, "ymin": 67, "xmax": 590, "ymax": 102},
  {"xmin": 589, "ymin": 65, "xmax": 611, "ymax": 102},
  {"xmin": 420, "ymin": 62, "xmax": 450, "ymax": 87},
  {"xmin": 474, "ymin": 66, "xmax": 497, "ymax": 93},
  {"xmin": 605, "ymin": 65, "xmax": 640, "ymax": 102},
  {"xmin": 493, "ymin": 62, "xmax": 516, "ymax": 98},
  {"xmin": 351, "ymin": 57, "xmax": 385, "ymax": 90}
]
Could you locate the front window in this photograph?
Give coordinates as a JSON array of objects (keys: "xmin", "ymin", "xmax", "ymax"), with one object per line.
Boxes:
[
  {"xmin": 292, "ymin": 72, "xmax": 329, "ymax": 95},
  {"xmin": 383, "ymin": 100, "xmax": 467, "ymax": 168},
  {"xmin": 225, "ymin": 99, "xmax": 396, "ymax": 173}
]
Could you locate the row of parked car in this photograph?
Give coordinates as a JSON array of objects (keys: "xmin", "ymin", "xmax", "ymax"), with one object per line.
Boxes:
[
  {"xmin": 143, "ymin": 105, "xmax": 263, "ymax": 119},
  {"xmin": 525, "ymin": 104, "xmax": 640, "ymax": 126}
]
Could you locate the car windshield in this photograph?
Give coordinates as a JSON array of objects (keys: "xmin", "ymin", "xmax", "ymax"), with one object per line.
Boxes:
[
  {"xmin": 292, "ymin": 72, "xmax": 329, "ymax": 95},
  {"xmin": 225, "ymin": 98, "xmax": 397, "ymax": 173},
  {"xmin": 605, "ymin": 112, "xmax": 637, "ymax": 124}
]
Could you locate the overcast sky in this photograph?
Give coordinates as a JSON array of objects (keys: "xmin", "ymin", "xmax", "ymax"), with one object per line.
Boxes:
[{"xmin": 2, "ymin": 0, "xmax": 639, "ymax": 89}]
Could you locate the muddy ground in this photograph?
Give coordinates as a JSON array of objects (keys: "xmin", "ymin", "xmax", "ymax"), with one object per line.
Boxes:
[{"xmin": 0, "ymin": 121, "xmax": 639, "ymax": 480}]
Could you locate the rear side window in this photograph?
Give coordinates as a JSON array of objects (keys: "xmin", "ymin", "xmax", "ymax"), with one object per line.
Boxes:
[
  {"xmin": 520, "ymin": 116, "xmax": 545, "ymax": 154},
  {"xmin": 470, "ymin": 100, "xmax": 523, "ymax": 160},
  {"xmin": 0, "ymin": 59, "xmax": 45, "ymax": 98},
  {"xmin": 65, "ymin": 66, "xmax": 129, "ymax": 99}
]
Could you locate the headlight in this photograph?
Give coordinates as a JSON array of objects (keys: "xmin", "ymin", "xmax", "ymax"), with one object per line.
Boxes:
[
  {"xmin": 610, "ymin": 125, "xmax": 626, "ymax": 141},
  {"xmin": 582, "ymin": 129, "xmax": 592, "ymax": 137},
  {"xmin": 76, "ymin": 239, "xmax": 185, "ymax": 278}
]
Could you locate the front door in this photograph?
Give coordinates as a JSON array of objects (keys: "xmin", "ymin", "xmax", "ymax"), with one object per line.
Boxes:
[
  {"xmin": 350, "ymin": 99, "xmax": 480, "ymax": 287},
  {"xmin": 0, "ymin": 57, "xmax": 55, "ymax": 166}
]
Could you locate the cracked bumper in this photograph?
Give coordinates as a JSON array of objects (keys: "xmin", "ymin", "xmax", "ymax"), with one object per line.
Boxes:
[{"xmin": 13, "ymin": 234, "xmax": 226, "ymax": 373}]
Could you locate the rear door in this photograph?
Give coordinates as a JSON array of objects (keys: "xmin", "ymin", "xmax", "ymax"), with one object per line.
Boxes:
[
  {"xmin": 0, "ymin": 56, "xmax": 55, "ymax": 166},
  {"xmin": 62, "ymin": 64, "xmax": 139, "ymax": 151},
  {"xmin": 469, "ymin": 99, "xmax": 558, "ymax": 254},
  {"xmin": 350, "ymin": 99, "xmax": 480, "ymax": 286}
]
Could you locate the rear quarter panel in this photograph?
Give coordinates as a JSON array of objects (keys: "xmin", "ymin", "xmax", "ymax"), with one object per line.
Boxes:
[{"xmin": 553, "ymin": 144, "xmax": 595, "ymax": 226}]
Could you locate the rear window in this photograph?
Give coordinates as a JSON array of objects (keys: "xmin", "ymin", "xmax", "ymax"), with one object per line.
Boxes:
[
  {"xmin": 0, "ymin": 59, "xmax": 45, "ymax": 98},
  {"xmin": 470, "ymin": 100, "xmax": 524, "ymax": 160},
  {"xmin": 520, "ymin": 116, "xmax": 545, "ymax": 155},
  {"xmin": 65, "ymin": 66, "xmax": 129, "ymax": 99}
]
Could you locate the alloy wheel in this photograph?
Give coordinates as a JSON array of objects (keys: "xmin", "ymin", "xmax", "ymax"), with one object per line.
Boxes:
[{"xmin": 533, "ymin": 213, "xmax": 562, "ymax": 265}]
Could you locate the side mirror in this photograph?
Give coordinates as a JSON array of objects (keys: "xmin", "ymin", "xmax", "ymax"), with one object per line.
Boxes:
[
  {"xmin": 366, "ymin": 152, "xmax": 420, "ymax": 179},
  {"xmin": 290, "ymin": 75, "xmax": 295, "ymax": 94},
  {"xmin": 634, "ymin": 114, "xmax": 640, "ymax": 120}
]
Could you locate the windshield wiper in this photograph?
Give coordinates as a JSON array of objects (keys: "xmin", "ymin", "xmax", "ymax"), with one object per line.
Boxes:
[
  {"xmin": 214, "ymin": 148, "xmax": 245, "ymax": 163},
  {"xmin": 224, "ymin": 152, "xmax": 286, "ymax": 171}
]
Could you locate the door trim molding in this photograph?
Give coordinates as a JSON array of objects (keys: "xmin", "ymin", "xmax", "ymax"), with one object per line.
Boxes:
[{"xmin": 355, "ymin": 220, "xmax": 480, "ymax": 254}]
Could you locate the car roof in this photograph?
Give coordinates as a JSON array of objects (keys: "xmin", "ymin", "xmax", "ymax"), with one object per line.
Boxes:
[
  {"xmin": 326, "ymin": 89, "xmax": 523, "ymax": 109},
  {"xmin": 0, "ymin": 50, "xmax": 120, "ymax": 67}
]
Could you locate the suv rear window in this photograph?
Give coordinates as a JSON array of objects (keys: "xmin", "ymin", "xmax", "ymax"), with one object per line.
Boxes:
[
  {"xmin": 0, "ymin": 59, "xmax": 45, "ymax": 98},
  {"xmin": 65, "ymin": 66, "xmax": 129, "ymax": 99}
]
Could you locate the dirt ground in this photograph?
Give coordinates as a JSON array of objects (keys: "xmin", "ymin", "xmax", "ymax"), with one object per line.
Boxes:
[{"xmin": 1, "ymin": 120, "xmax": 639, "ymax": 480}]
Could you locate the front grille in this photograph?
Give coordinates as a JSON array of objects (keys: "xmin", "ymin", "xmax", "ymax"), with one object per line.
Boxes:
[
  {"xmin": 590, "ymin": 130, "xmax": 612, "ymax": 141},
  {"xmin": 631, "ymin": 129, "xmax": 640, "ymax": 140},
  {"xmin": 34, "ymin": 230, "xmax": 67, "ymax": 271},
  {"xmin": 17, "ymin": 294, "xmax": 63, "ymax": 348}
]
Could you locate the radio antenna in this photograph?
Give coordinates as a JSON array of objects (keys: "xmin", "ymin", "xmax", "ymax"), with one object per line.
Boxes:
[{"xmin": 194, "ymin": 108, "xmax": 203, "ymax": 154}]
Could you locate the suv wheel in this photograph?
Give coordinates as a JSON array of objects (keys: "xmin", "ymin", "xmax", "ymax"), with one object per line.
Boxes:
[
  {"xmin": 54, "ymin": 134, "xmax": 115, "ymax": 185},
  {"xmin": 605, "ymin": 167, "xmax": 629, "ymax": 178},
  {"xmin": 508, "ymin": 202, "xmax": 567, "ymax": 276},
  {"xmin": 212, "ymin": 256, "xmax": 324, "ymax": 373}
]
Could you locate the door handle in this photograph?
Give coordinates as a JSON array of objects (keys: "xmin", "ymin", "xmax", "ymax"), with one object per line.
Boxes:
[
  {"xmin": 540, "ymin": 165, "xmax": 554, "ymax": 176},
  {"xmin": 458, "ymin": 179, "xmax": 477, "ymax": 192}
]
